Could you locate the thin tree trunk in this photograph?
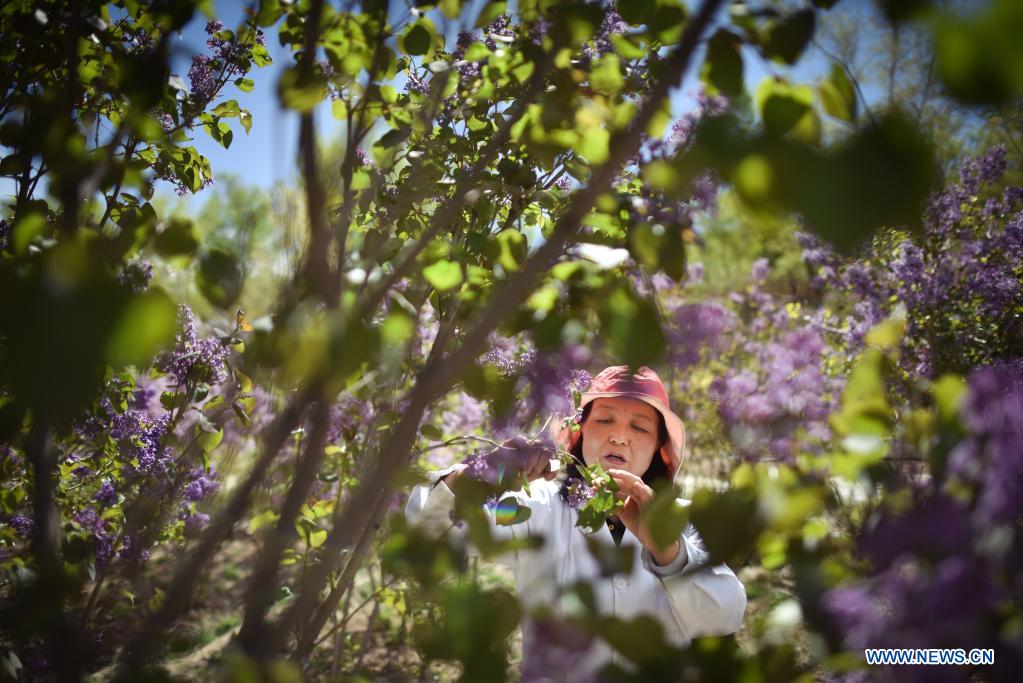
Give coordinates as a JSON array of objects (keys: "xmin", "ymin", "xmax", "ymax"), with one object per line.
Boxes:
[{"xmin": 237, "ymin": 400, "xmax": 330, "ymax": 656}]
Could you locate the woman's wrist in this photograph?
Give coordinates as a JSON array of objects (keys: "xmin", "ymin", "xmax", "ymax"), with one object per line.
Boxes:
[{"xmin": 650, "ymin": 539, "xmax": 682, "ymax": 567}]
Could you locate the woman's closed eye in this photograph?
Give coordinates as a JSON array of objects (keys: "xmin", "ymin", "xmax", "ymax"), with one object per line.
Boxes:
[{"xmin": 632, "ymin": 424, "xmax": 649, "ymax": 433}]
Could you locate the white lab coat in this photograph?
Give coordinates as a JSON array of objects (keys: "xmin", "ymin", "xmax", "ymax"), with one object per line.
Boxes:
[{"xmin": 404, "ymin": 466, "xmax": 747, "ymax": 681}]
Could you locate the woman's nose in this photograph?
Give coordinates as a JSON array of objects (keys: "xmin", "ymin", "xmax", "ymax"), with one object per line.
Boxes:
[{"xmin": 609, "ymin": 432, "xmax": 627, "ymax": 446}]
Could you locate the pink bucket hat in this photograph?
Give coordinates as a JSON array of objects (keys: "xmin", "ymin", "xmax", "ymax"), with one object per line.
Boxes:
[{"xmin": 553, "ymin": 365, "xmax": 686, "ymax": 478}]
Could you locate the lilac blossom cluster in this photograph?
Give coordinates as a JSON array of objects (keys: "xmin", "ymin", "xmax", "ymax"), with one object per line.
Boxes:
[
  {"xmin": 118, "ymin": 258, "xmax": 153, "ymax": 294},
  {"xmin": 187, "ymin": 19, "xmax": 264, "ymax": 104},
  {"xmin": 453, "ymin": 30, "xmax": 483, "ymax": 86},
  {"xmin": 74, "ymin": 508, "xmax": 115, "ymax": 568},
  {"xmin": 801, "ymin": 146, "xmax": 1023, "ymax": 378},
  {"xmin": 707, "ymin": 260, "xmax": 843, "ymax": 460},
  {"xmin": 564, "ymin": 479, "xmax": 597, "ymax": 508},
  {"xmin": 665, "ymin": 301, "xmax": 737, "ymax": 369},
  {"xmin": 111, "ymin": 408, "xmax": 173, "ymax": 477},
  {"xmin": 822, "ymin": 364, "xmax": 1023, "ymax": 680},
  {"xmin": 585, "ymin": 2, "xmax": 626, "ymax": 59},
  {"xmin": 480, "ymin": 337, "xmax": 592, "ymax": 439},
  {"xmin": 183, "ymin": 466, "xmax": 220, "ymax": 502},
  {"xmin": 483, "ymin": 15, "xmax": 514, "ymax": 50},
  {"xmin": 155, "ymin": 305, "xmax": 231, "ymax": 387}
]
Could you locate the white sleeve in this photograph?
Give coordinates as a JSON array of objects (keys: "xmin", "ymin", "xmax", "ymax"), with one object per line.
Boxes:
[
  {"xmin": 640, "ymin": 522, "xmax": 747, "ymax": 637},
  {"xmin": 404, "ymin": 465, "xmax": 555, "ymax": 571}
]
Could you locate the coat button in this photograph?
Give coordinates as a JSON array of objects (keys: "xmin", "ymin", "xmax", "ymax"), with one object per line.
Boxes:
[{"xmin": 614, "ymin": 577, "xmax": 628, "ymax": 590}]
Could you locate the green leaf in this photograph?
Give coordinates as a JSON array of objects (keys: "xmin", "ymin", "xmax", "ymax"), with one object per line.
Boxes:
[
  {"xmin": 11, "ymin": 211, "xmax": 47, "ymax": 254},
  {"xmin": 235, "ymin": 77, "xmax": 254, "ymax": 92},
  {"xmin": 421, "ymin": 423, "xmax": 443, "ymax": 441},
  {"xmin": 598, "ymin": 615, "xmax": 666, "ymax": 665},
  {"xmin": 376, "ymin": 126, "xmax": 411, "ymax": 148},
  {"xmin": 380, "ymin": 310, "xmax": 414, "ymax": 346},
  {"xmin": 422, "ymin": 259, "xmax": 463, "ymax": 292},
  {"xmin": 817, "ymin": 62, "xmax": 857, "ymax": 122},
  {"xmin": 864, "ymin": 313, "xmax": 906, "ymax": 350},
  {"xmin": 249, "ymin": 509, "xmax": 279, "ymax": 533},
  {"xmin": 105, "ymin": 289, "xmax": 178, "ymax": 367},
  {"xmin": 251, "ymin": 43, "xmax": 273, "ymax": 66},
  {"xmin": 439, "ymin": 0, "xmax": 462, "ymax": 19},
  {"xmin": 642, "ymin": 492, "xmax": 689, "ymax": 551},
  {"xmin": 401, "ymin": 20, "xmax": 435, "ymax": 56},
  {"xmin": 617, "ymin": 0, "xmax": 654, "ymax": 25},
  {"xmin": 786, "ymin": 112, "xmax": 936, "ymax": 252},
  {"xmin": 585, "ymin": 536, "xmax": 636, "ymax": 576},
  {"xmin": 829, "ymin": 349, "xmax": 892, "ymax": 439},
  {"xmin": 703, "ymin": 29, "xmax": 744, "ymax": 96},
  {"xmin": 760, "ymin": 8, "xmax": 816, "ymax": 65},
  {"xmin": 757, "ymin": 79, "xmax": 820, "ymax": 143},
  {"xmin": 689, "ymin": 488, "xmax": 762, "ymax": 566},
  {"xmin": 196, "ymin": 248, "xmax": 243, "ymax": 309},
  {"xmin": 550, "ymin": 2, "xmax": 604, "ymax": 47},
  {"xmin": 278, "ymin": 66, "xmax": 325, "ymax": 112},
  {"xmin": 576, "ymin": 127, "xmax": 610, "ymax": 164},
  {"xmin": 197, "ymin": 425, "xmax": 224, "ymax": 454},
  {"xmin": 475, "ymin": 1, "xmax": 508, "ymax": 29},
  {"xmin": 495, "ymin": 229, "xmax": 527, "ymax": 272},
  {"xmin": 598, "ymin": 284, "xmax": 665, "ymax": 367},
  {"xmin": 590, "ymin": 54, "xmax": 624, "ymax": 96},
  {"xmin": 934, "ymin": 0, "xmax": 1023, "ymax": 105},
  {"xmin": 153, "ymin": 216, "xmax": 199, "ymax": 257},
  {"xmin": 495, "ymin": 497, "xmax": 532, "ymax": 526}
]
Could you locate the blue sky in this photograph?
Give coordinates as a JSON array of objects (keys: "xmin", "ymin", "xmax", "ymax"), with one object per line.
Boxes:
[{"xmin": 167, "ymin": 0, "xmax": 833, "ymax": 213}]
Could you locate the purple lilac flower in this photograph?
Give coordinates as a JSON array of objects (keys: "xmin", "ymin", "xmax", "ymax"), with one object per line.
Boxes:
[
  {"xmin": 156, "ymin": 112, "xmax": 176, "ymax": 132},
  {"xmin": 667, "ymin": 302, "xmax": 737, "ymax": 369},
  {"xmin": 95, "ymin": 480, "xmax": 117, "ymax": 507},
  {"xmin": 118, "ymin": 534, "xmax": 151, "ymax": 562},
  {"xmin": 522, "ymin": 615, "xmax": 594, "ymax": 682},
  {"xmin": 690, "ymin": 172, "xmax": 720, "ymax": 214},
  {"xmin": 118, "ymin": 259, "xmax": 154, "ymax": 294},
  {"xmin": 111, "ymin": 409, "xmax": 173, "ymax": 477},
  {"xmin": 9, "ymin": 515, "xmax": 33, "ymax": 537},
  {"xmin": 188, "ymin": 54, "xmax": 218, "ymax": 102},
  {"xmin": 483, "ymin": 15, "xmax": 513, "ymax": 50},
  {"xmin": 74, "ymin": 508, "xmax": 114, "ymax": 568},
  {"xmin": 441, "ymin": 391, "xmax": 487, "ymax": 436},
  {"xmin": 946, "ymin": 363, "xmax": 1023, "ymax": 528},
  {"xmin": 750, "ymin": 257, "xmax": 770, "ymax": 282},
  {"xmin": 155, "ymin": 305, "xmax": 230, "ymax": 386},
  {"xmin": 554, "ymin": 176, "xmax": 572, "ymax": 192},
  {"xmin": 669, "ymin": 91, "xmax": 730, "ymax": 150},
  {"xmin": 564, "ymin": 479, "xmax": 597, "ymax": 508},
  {"xmin": 183, "ymin": 467, "xmax": 220, "ymax": 502},
  {"xmin": 590, "ymin": 3, "xmax": 626, "ymax": 57},
  {"xmin": 455, "ymin": 30, "xmax": 476, "ymax": 55},
  {"xmin": 405, "ymin": 69, "xmax": 430, "ymax": 95},
  {"xmin": 959, "ymin": 144, "xmax": 1006, "ymax": 197},
  {"xmin": 182, "ymin": 511, "xmax": 210, "ymax": 538}
]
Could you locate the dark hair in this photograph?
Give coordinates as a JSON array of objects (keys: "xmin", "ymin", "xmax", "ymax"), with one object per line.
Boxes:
[{"xmin": 557, "ymin": 402, "xmax": 671, "ymax": 503}]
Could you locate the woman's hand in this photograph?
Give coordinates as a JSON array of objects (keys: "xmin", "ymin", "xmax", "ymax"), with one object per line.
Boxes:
[{"xmin": 607, "ymin": 469, "xmax": 681, "ymax": 567}]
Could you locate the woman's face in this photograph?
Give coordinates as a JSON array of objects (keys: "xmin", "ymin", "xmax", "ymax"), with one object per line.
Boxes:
[{"xmin": 579, "ymin": 396, "xmax": 660, "ymax": 478}]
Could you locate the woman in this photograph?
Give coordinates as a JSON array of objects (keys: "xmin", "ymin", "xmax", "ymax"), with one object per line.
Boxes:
[{"xmin": 405, "ymin": 365, "xmax": 746, "ymax": 681}]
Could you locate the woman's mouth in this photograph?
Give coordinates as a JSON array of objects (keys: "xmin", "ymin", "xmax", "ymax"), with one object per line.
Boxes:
[{"xmin": 603, "ymin": 453, "xmax": 627, "ymax": 465}]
